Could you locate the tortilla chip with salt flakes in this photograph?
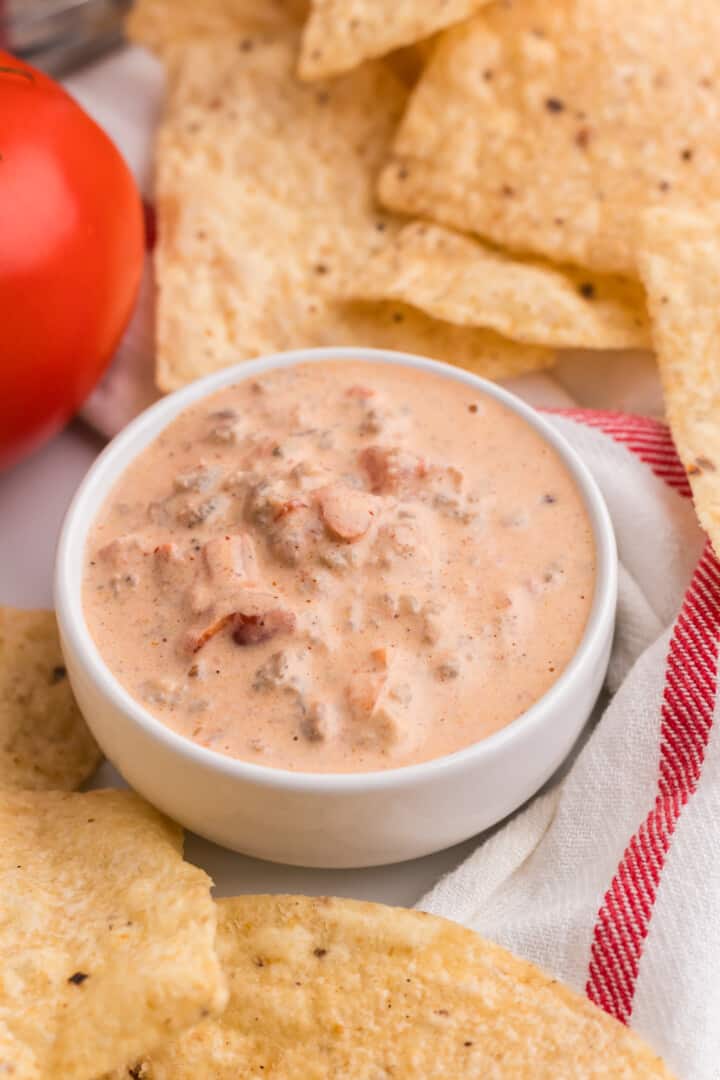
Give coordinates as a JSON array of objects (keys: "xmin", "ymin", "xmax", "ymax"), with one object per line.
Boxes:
[
  {"xmin": 117, "ymin": 895, "xmax": 674, "ymax": 1079},
  {"xmin": 0, "ymin": 606, "xmax": 101, "ymax": 792},
  {"xmin": 379, "ymin": 0, "xmax": 720, "ymax": 277},
  {"xmin": 346, "ymin": 221, "xmax": 650, "ymax": 350},
  {"xmin": 126, "ymin": 0, "xmax": 306, "ymax": 54},
  {"xmin": 155, "ymin": 36, "xmax": 552, "ymax": 393},
  {"xmin": 637, "ymin": 206, "xmax": 720, "ymax": 555},
  {"xmin": 0, "ymin": 789, "xmax": 227, "ymax": 1080},
  {"xmin": 298, "ymin": 0, "xmax": 492, "ymax": 81}
]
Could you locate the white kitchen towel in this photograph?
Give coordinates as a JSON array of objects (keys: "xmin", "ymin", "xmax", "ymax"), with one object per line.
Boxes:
[{"xmin": 420, "ymin": 410, "xmax": 718, "ymax": 1080}]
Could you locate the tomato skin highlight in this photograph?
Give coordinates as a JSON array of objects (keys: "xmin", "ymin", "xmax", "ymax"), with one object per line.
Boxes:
[{"xmin": 0, "ymin": 52, "xmax": 145, "ymax": 468}]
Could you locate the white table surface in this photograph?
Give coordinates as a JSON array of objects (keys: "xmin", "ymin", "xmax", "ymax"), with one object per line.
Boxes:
[{"xmin": 0, "ymin": 421, "xmax": 482, "ymax": 903}]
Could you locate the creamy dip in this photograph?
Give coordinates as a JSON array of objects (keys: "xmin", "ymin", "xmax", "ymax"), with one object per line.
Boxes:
[{"xmin": 83, "ymin": 361, "xmax": 595, "ymax": 773}]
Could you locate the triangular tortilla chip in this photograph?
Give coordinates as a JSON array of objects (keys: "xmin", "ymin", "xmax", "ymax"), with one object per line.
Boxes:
[
  {"xmin": 127, "ymin": 0, "xmax": 306, "ymax": 53},
  {"xmin": 380, "ymin": 1, "xmax": 720, "ymax": 276},
  {"xmin": 120, "ymin": 895, "xmax": 674, "ymax": 1078},
  {"xmin": 155, "ymin": 35, "xmax": 552, "ymax": 392},
  {"xmin": 298, "ymin": 0, "xmax": 491, "ymax": 80},
  {"xmin": 346, "ymin": 221, "xmax": 650, "ymax": 349},
  {"xmin": 0, "ymin": 789, "xmax": 226, "ymax": 1079},
  {"xmin": 637, "ymin": 205, "xmax": 720, "ymax": 555},
  {"xmin": 0, "ymin": 606, "xmax": 101, "ymax": 791}
]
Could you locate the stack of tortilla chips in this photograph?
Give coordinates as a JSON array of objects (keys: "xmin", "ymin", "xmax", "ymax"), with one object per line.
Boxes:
[{"xmin": 128, "ymin": 0, "xmax": 720, "ymax": 558}]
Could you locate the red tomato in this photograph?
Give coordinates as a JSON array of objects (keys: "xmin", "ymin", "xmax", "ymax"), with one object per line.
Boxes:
[{"xmin": 0, "ymin": 52, "xmax": 144, "ymax": 468}]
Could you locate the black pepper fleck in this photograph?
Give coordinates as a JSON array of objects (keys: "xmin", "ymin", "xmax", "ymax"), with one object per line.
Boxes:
[
  {"xmin": 578, "ymin": 282, "xmax": 596, "ymax": 300},
  {"xmin": 313, "ymin": 947, "xmax": 327, "ymax": 958},
  {"xmin": 68, "ymin": 972, "xmax": 89, "ymax": 985},
  {"xmin": 545, "ymin": 97, "xmax": 565, "ymax": 113},
  {"xmin": 51, "ymin": 665, "xmax": 67, "ymax": 684}
]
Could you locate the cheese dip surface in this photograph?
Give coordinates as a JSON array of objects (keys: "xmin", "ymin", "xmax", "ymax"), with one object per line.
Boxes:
[{"xmin": 83, "ymin": 361, "xmax": 595, "ymax": 773}]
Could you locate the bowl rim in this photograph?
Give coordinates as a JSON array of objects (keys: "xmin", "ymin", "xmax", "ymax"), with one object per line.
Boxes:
[{"xmin": 55, "ymin": 346, "xmax": 617, "ymax": 794}]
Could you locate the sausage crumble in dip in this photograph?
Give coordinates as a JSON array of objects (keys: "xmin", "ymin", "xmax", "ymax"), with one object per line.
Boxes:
[{"xmin": 83, "ymin": 361, "xmax": 595, "ymax": 773}]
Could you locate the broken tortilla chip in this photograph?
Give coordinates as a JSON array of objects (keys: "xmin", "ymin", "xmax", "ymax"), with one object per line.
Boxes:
[
  {"xmin": 637, "ymin": 205, "xmax": 720, "ymax": 556},
  {"xmin": 379, "ymin": 1, "xmax": 720, "ymax": 276},
  {"xmin": 0, "ymin": 788, "xmax": 226, "ymax": 1079},
  {"xmin": 298, "ymin": 0, "xmax": 492, "ymax": 81},
  {"xmin": 127, "ymin": 0, "xmax": 307, "ymax": 54},
  {"xmin": 0, "ymin": 606, "xmax": 101, "ymax": 791},
  {"xmin": 155, "ymin": 36, "xmax": 553, "ymax": 393},
  {"xmin": 346, "ymin": 221, "xmax": 650, "ymax": 349},
  {"xmin": 119, "ymin": 895, "xmax": 674, "ymax": 1078}
]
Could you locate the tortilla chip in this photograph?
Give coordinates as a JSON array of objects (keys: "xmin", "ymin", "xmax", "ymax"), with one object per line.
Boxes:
[
  {"xmin": 637, "ymin": 206, "xmax": 720, "ymax": 555},
  {"xmin": 0, "ymin": 789, "xmax": 226, "ymax": 1079},
  {"xmin": 126, "ymin": 0, "xmax": 306, "ymax": 54},
  {"xmin": 120, "ymin": 895, "xmax": 673, "ymax": 1078},
  {"xmin": 346, "ymin": 221, "xmax": 650, "ymax": 349},
  {"xmin": 379, "ymin": 1, "xmax": 720, "ymax": 276},
  {"xmin": 0, "ymin": 606, "xmax": 101, "ymax": 791},
  {"xmin": 155, "ymin": 36, "xmax": 553, "ymax": 393},
  {"xmin": 298, "ymin": 0, "xmax": 491, "ymax": 81}
]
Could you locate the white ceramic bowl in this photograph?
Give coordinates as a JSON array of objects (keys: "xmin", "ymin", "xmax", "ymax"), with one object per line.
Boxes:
[{"xmin": 55, "ymin": 348, "xmax": 617, "ymax": 868}]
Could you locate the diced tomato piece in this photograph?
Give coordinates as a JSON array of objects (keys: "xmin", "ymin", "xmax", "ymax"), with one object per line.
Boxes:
[
  {"xmin": 202, "ymin": 534, "xmax": 259, "ymax": 586},
  {"xmin": 185, "ymin": 613, "xmax": 234, "ymax": 654},
  {"xmin": 185, "ymin": 592, "xmax": 295, "ymax": 654},
  {"xmin": 359, "ymin": 446, "xmax": 426, "ymax": 495},
  {"xmin": 273, "ymin": 497, "xmax": 310, "ymax": 522},
  {"xmin": 316, "ymin": 483, "xmax": 377, "ymax": 542}
]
